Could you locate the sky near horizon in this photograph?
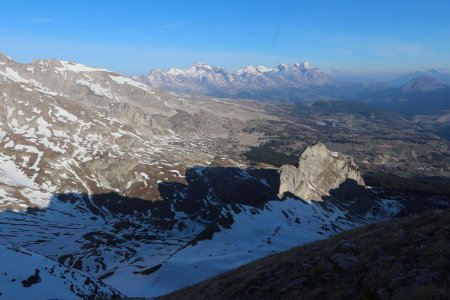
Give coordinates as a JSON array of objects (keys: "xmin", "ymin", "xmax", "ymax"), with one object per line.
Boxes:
[{"xmin": 1, "ymin": 0, "xmax": 449, "ymax": 75}]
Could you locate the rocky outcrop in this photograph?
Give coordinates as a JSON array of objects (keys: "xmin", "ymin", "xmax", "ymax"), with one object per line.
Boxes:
[{"xmin": 279, "ymin": 143, "xmax": 365, "ymax": 202}]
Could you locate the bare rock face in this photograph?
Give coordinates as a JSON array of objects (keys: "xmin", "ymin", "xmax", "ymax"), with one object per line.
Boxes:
[{"xmin": 279, "ymin": 143, "xmax": 365, "ymax": 202}]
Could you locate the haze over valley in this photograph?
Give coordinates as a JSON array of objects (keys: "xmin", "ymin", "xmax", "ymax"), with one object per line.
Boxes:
[{"xmin": 1, "ymin": 1, "xmax": 450, "ymax": 299}]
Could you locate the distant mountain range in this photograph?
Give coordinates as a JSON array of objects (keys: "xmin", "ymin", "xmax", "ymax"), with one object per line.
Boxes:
[
  {"xmin": 390, "ymin": 69, "xmax": 450, "ymax": 86},
  {"xmin": 138, "ymin": 62, "xmax": 333, "ymax": 97},
  {"xmin": 351, "ymin": 76, "xmax": 450, "ymax": 115},
  {"xmin": 137, "ymin": 62, "xmax": 450, "ymax": 112}
]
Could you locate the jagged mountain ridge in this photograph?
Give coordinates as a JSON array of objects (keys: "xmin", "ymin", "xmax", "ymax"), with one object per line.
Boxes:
[
  {"xmin": 0, "ymin": 52, "xmax": 426, "ymax": 298},
  {"xmin": 140, "ymin": 61, "xmax": 333, "ymax": 96},
  {"xmin": 138, "ymin": 59, "xmax": 450, "ymax": 114},
  {"xmin": 0, "ymin": 52, "xmax": 281, "ymax": 204}
]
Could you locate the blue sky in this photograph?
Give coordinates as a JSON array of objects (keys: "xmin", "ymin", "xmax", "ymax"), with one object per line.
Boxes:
[{"xmin": 1, "ymin": 0, "xmax": 449, "ymax": 75}]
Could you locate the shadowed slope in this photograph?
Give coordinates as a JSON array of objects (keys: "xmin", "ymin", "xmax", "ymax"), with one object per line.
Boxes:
[{"xmin": 160, "ymin": 210, "xmax": 450, "ymax": 300}]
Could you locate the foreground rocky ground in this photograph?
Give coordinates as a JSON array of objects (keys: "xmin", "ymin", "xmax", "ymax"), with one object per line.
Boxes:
[{"xmin": 162, "ymin": 209, "xmax": 450, "ymax": 300}]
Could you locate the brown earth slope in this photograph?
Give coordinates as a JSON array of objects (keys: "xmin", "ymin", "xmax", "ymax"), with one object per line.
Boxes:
[{"xmin": 160, "ymin": 210, "xmax": 450, "ymax": 300}]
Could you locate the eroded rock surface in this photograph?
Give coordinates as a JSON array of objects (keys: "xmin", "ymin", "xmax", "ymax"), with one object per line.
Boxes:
[{"xmin": 279, "ymin": 143, "xmax": 365, "ymax": 202}]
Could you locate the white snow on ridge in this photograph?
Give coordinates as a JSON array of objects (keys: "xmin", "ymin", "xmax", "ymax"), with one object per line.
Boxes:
[
  {"xmin": 0, "ymin": 153, "xmax": 51, "ymax": 208},
  {"xmin": 0, "ymin": 68, "xmax": 40, "ymax": 86},
  {"xmin": 76, "ymin": 79, "xmax": 115, "ymax": 99},
  {"xmin": 167, "ymin": 68, "xmax": 185, "ymax": 76},
  {"xmin": 109, "ymin": 75, "xmax": 154, "ymax": 93},
  {"xmin": 0, "ymin": 154, "xmax": 36, "ymax": 188},
  {"xmin": 365, "ymin": 199, "xmax": 406, "ymax": 220},
  {"xmin": 53, "ymin": 106, "xmax": 78, "ymax": 122},
  {"xmin": 236, "ymin": 65, "xmax": 274, "ymax": 75},
  {"xmin": 106, "ymin": 198, "xmax": 359, "ymax": 297},
  {"xmin": 56, "ymin": 61, "xmax": 108, "ymax": 73}
]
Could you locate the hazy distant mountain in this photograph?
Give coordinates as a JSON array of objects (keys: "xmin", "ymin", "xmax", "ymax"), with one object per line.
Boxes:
[
  {"xmin": 401, "ymin": 75, "xmax": 447, "ymax": 93},
  {"xmin": 353, "ymin": 76, "xmax": 450, "ymax": 115},
  {"xmin": 139, "ymin": 62, "xmax": 333, "ymax": 97},
  {"xmin": 391, "ymin": 69, "xmax": 450, "ymax": 86},
  {"xmin": 136, "ymin": 62, "xmax": 450, "ymax": 109}
]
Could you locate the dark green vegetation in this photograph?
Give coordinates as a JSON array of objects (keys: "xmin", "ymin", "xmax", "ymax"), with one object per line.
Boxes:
[
  {"xmin": 355, "ymin": 84, "xmax": 450, "ymax": 116},
  {"xmin": 240, "ymin": 99, "xmax": 450, "ymax": 195},
  {"xmin": 365, "ymin": 173, "xmax": 450, "ymax": 196},
  {"xmin": 161, "ymin": 210, "xmax": 450, "ymax": 300},
  {"xmin": 233, "ymin": 77, "xmax": 450, "ymax": 116},
  {"xmin": 244, "ymin": 140, "xmax": 298, "ymax": 167},
  {"xmin": 231, "ymin": 84, "xmax": 365, "ymax": 103}
]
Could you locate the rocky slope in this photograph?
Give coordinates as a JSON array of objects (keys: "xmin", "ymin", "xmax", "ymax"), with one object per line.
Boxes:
[
  {"xmin": 140, "ymin": 62, "xmax": 333, "ymax": 97},
  {"xmin": 161, "ymin": 209, "xmax": 450, "ymax": 300},
  {"xmin": 279, "ymin": 143, "xmax": 366, "ymax": 202},
  {"xmin": 0, "ymin": 52, "xmax": 277, "ymax": 204},
  {"xmin": 0, "ymin": 164, "xmax": 404, "ymax": 297},
  {"xmin": 0, "ymin": 52, "xmax": 436, "ymax": 298}
]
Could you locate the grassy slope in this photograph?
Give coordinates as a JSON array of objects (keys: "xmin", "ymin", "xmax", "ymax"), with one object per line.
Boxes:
[{"xmin": 160, "ymin": 210, "xmax": 450, "ymax": 300}]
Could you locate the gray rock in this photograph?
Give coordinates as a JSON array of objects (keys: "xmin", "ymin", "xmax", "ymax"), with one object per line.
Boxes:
[
  {"xmin": 289, "ymin": 277, "xmax": 308, "ymax": 288},
  {"xmin": 279, "ymin": 143, "xmax": 365, "ymax": 202},
  {"xmin": 333, "ymin": 242, "xmax": 360, "ymax": 255},
  {"xmin": 329, "ymin": 253, "xmax": 359, "ymax": 271}
]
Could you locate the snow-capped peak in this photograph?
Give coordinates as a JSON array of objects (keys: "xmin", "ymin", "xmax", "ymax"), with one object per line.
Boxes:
[
  {"xmin": 143, "ymin": 60, "xmax": 332, "ymax": 96},
  {"xmin": 256, "ymin": 65, "xmax": 273, "ymax": 73},
  {"xmin": 236, "ymin": 65, "xmax": 274, "ymax": 76},
  {"xmin": 274, "ymin": 63, "xmax": 289, "ymax": 71},
  {"xmin": 299, "ymin": 61, "xmax": 312, "ymax": 69},
  {"xmin": 0, "ymin": 52, "xmax": 12, "ymax": 62},
  {"xmin": 236, "ymin": 65, "xmax": 256, "ymax": 75},
  {"xmin": 167, "ymin": 67, "xmax": 185, "ymax": 76},
  {"xmin": 273, "ymin": 62, "xmax": 312, "ymax": 72},
  {"xmin": 191, "ymin": 62, "xmax": 215, "ymax": 70}
]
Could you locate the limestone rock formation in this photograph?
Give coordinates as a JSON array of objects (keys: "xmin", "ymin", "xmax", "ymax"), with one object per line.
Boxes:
[{"xmin": 279, "ymin": 143, "xmax": 366, "ymax": 202}]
